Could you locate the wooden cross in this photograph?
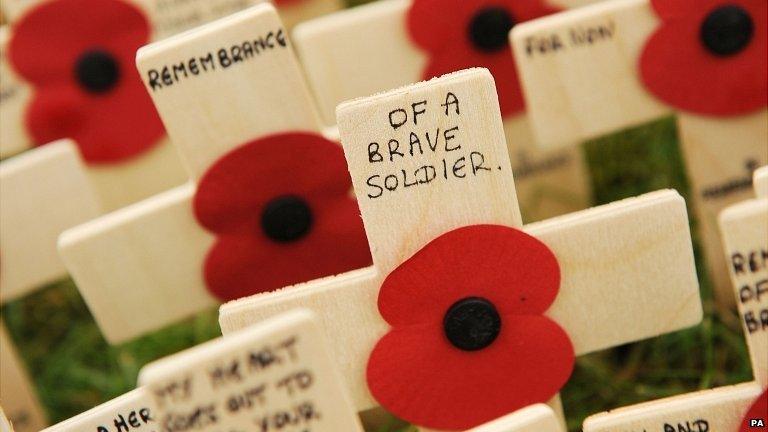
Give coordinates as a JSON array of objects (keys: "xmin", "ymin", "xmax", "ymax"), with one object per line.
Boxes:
[
  {"xmin": 0, "ymin": 140, "xmax": 100, "ymax": 301},
  {"xmin": 0, "ymin": 2, "xmax": 268, "ymax": 382},
  {"xmin": 581, "ymin": 167, "xmax": 768, "ymax": 432},
  {"xmin": 720, "ymin": 169, "xmax": 768, "ymax": 387},
  {"xmin": 39, "ymin": 389, "xmax": 155, "ymax": 432},
  {"xmin": 0, "ymin": 0, "xmax": 266, "ymax": 211},
  {"xmin": 38, "ymin": 309, "xmax": 363, "ymax": 432},
  {"xmin": 0, "ymin": 139, "xmax": 100, "ymax": 432},
  {"xmin": 0, "ymin": 322, "xmax": 47, "ymax": 432},
  {"xmin": 139, "ymin": 309, "xmax": 363, "ymax": 431},
  {"xmin": 290, "ymin": 0, "xmax": 596, "ymax": 222},
  {"xmin": 583, "ymin": 381, "xmax": 764, "ymax": 432},
  {"xmin": 510, "ymin": 0, "xmax": 768, "ymax": 304},
  {"xmin": 58, "ymin": 4, "xmax": 367, "ymax": 344},
  {"xmin": 469, "ymin": 405, "xmax": 563, "ymax": 432},
  {"xmin": 219, "ymin": 68, "xmax": 704, "ymax": 429}
]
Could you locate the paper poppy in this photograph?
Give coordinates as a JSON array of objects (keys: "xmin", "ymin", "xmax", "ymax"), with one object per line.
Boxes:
[
  {"xmin": 193, "ymin": 132, "xmax": 372, "ymax": 301},
  {"xmin": 740, "ymin": 388, "xmax": 767, "ymax": 432},
  {"xmin": 406, "ymin": 0, "xmax": 561, "ymax": 117},
  {"xmin": 366, "ymin": 225, "xmax": 574, "ymax": 430},
  {"xmin": 8, "ymin": 0, "xmax": 165, "ymax": 164},
  {"xmin": 640, "ymin": 0, "xmax": 767, "ymax": 116}
]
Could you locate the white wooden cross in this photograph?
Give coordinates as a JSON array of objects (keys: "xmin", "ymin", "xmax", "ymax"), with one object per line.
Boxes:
[
  {"xmin": 0, "ymin": 322, "xmax": 47, "ymax": 432},
  {"xmin": 59, "ymin": 4, "xmax": 369, "ymax": 344},
  {"xmin": 39, "ymin": 389, "xmax": 156, "ymax": 432},
  {"xmin": 138, "ymin": 309, "xmax": 363, "ymax": 431},
  {"xmin": 0, "ymin": 2, "xmax": 268, "ymax": 395},
  {"xmin": 469, "ymin": 405, "xmax": 563, "ymax": 432},
  {"xmin": 583, "ymin": 382, "xmax": 764, "ymax": 432},
  {"xmin": 580, "ymin": 168, "xmax": 768, "ymax": 432},
  {"xmin": 0, "ymin": 0, "xmax": 271, "ymax": 212},
  {"xmin": 290, "ymin": 0, "xmax": 597, "ymax": 222},
  {"xmin": 219, "ymin": 68, "xmax": 704, "ymax": 429},
  {"xmin": 510, "ymin": 0, "xmax": 768, "ymax": 303},
  {"xmin": 720, "ymin": 167, "xmax": 768, "ymax": 387},
  {"xmin": 0, "ymin": 139, "xmax": 100, "ymax": 432},
  {"xmin": 38, "ymin": 309, "xmax": 362, "ymax": 432},
  {"xmin": 0, "ymin": 140, "xmax": 100, "ymax": 301}
]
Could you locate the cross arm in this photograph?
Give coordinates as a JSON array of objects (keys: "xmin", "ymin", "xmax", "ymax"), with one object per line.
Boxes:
[
  {"xmin": 0, "ymin": 140, "xmax": 100, "ymax": 303},
  {"xmin": 220, "ymin": 189, "xmax": 702, "ymax": 411},
  {"xmin": 534, "ymin": 189, "xmax": 702, "ymax": 354},
  {"xmin": 583, "ymin": 382, "xmax": 763, "ymax": 432},
  {"xmin": 58, "ymin": 183, "xmax": 216, "ymax": 343},
  {"xmin": 468, "ymin": 404, "xmax": 563, "ymax": 432}
]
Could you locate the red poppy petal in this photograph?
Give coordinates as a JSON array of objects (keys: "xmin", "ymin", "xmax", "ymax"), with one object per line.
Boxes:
[
  {"xmin": 421, "ymin": 43, "xmax": 524, "ymax": 116},
  {"xmin": 407, "ymin": 0, "xmax": 560, "ymax": 52},
  {"xmin": 11, "ymin": 0, "xmax": 162, "ymax": 163},
  {"xmin": 407, "ymin": 0, "xmax": 480, "ymax": 52},
  {"xmin": 649, "ymin": 0, "xmax": 700, "ymax": 18},
  {"xmin": 9, "ymin": 0, "xmax": 150, "ymax": 86},
  {"xmin": 486, "ymin": 51, "xmax": 526, "ymax": 116},
  {"xmin": 378, "ymin": 225, "xmax": 560, "ymax": 327},
  {"xmin": 740, "ymin": 389, "xmax": 767, "ymax": 432},
  {"xmin": 503, "ymin": 0, "xmax": 562, "ymax": 21},
  {"xmin": 203, "ymin": 197, "xmax": 371, "ymax": 301},
  {"xmin": 194, "ymin": 133, "xmax": 351, "ymax": 236},
  {"xmin": 408, "ymin": 0, "xmax": 558, "ymax": 117},
  {"xmin": 640, "ymin": 0, "xmax": 767, "ymax": 116},
  {"xmin": 25, "ymin": 85, "xmax": 89, "ymax": 148},
  {"xmin": 367, "ymin": 315, "xmax": 574, "ymax": 430},
  {"xmin": 26, "ymin": 70, "xmax": 165, "ymax": 163}
]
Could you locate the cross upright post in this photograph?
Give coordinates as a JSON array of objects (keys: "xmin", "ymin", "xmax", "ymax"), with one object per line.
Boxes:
[{"xmin": 290, "ymin": 0, "xmax": 600, "ymax": 222}]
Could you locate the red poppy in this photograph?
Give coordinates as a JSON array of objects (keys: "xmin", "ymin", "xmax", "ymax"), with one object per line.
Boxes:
[
  {"xmin": 640, "ymin": 0, "xmax": 767, "ymax": 116},
  {"xmin": 193, "ymin": 132, "xmax": 372, "ymax": 301},
  {"xmin": 366, "ymin": 225, "xmax": 574, "ymax": 430},
  {"xmin": 740, "ymin": 388, "xmax": 767, "ymax": 432},
  {"xmin": 8, "ymin": 0, "xmax": 165, "ymax": 164},
  {"xmin": 407, "ymin": 0, "xmax": 560, "ymax": 117}
]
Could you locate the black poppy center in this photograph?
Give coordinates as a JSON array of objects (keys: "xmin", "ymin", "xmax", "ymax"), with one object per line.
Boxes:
[
  {"xmin": 443, "ymin": 297, "xmax": 501, "ymax": 351},
  {"xmin": 75, "ymin": 50, "xmax": 121, "ymax": 93},
  {"xmin": 700, "ymin": 5, "xmax": 754, "ymax": 56},
  {"xmin": 260, "ymin": 195, "xmax": 314, "ymax": 243},
  {"xmin": 468, "ymin": 7, "xmax": 516, "ymax": 52}
]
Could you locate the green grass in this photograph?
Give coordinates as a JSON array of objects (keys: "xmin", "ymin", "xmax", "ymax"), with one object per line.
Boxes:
[{"xmin": 2, "ymin": 116, "xmax": 753, "ymax": 431}]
